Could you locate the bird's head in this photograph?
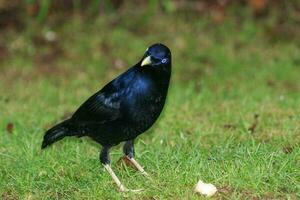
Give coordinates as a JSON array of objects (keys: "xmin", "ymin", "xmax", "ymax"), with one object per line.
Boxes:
[{"xmin": 140, "ymin": 43, "xmax": 171, "ymax": 69}]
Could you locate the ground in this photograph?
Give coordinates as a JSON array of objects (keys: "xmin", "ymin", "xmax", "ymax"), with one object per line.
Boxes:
[{"xmin": 0, "ymin": 13, "xmax": 299, "ymax": 199}]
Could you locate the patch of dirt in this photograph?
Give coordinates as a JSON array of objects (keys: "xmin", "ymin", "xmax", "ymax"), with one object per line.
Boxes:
[
  {"xmin": 282, "ymin": 81, "xmax": 300, "ymax": 92},
  {"xmin": 266, "ymin": 79, "xmax": 276, "ymax": 87},
  {"xmin": 0, "ymin": 43, "xmax": 9, "ymax": 62},
  {"xmin": 248, "ymin": 114, "xmax": 259, "ymax": 134},
  {"xmin": 6, "ymin": 122, "xmax": 14, "ymax": 134},
  {"xmin": 35, "ymin": 64, "xmax": 68, "ymax": 79},
  {"xmin": 0, "ymin": 61, "xmax": 72, "ymax": 88},
  {"xmin": 223, "ymin": 124, "xmax": 237, "ymax": 130},
  {"xmin": 32, "ymin": 35, "xmax": 69, "ymax": 78},
  {"xmin": 282, "ymin": 146, "xmax": 294, "ymax": 154},
  {"xmin": 217, "ymin": 185, "xmax": 285, "ymax": 199},
  {"xmin": 1, "ymin": 191, "xmax": 17, "ymax": 200},
  {"xmin": 34, "ymin": 42, "xmax": 65, "ymax": 66}
]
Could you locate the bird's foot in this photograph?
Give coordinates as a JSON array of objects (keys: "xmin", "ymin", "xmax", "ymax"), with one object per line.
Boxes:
[
  {"xmin": 125, "ymin": 156, "xmax": 150, "ymax": 177},
  {"xmin": 121, "ymin": 187, "xmax": 143, "ymax": 193},
  {"xmin": 119, "ymin": 156, "xmax": 149, "ymax": 175},
  {"xmin": 103, "ymin": 164, "xmax": 144, "ymax": 193}
]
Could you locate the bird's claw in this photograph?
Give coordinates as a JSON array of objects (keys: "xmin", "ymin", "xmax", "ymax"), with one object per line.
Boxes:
[{"xmin": 141, "ymin": 171, "xmax": 148, "ymax": 176}]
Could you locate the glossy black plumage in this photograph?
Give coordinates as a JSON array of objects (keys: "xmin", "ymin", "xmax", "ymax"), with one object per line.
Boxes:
[{"xmin": 42, "ymin": 43, "xmax": 171, "ymax": 151}]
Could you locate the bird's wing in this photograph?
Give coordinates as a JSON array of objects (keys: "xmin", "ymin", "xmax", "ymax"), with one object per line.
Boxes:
[
  {"xmin": 71, "ymin": 68, "xmax": 136, "ymax": 123},
  {"xmin": 71, "ymin": 90, "xmax": 121, "ymax": 123}
]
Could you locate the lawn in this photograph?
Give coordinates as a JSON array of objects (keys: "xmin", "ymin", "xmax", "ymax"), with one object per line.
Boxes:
[{"xmin": 0, "ymin": 13, "xmax": 299, "ymax": 199}]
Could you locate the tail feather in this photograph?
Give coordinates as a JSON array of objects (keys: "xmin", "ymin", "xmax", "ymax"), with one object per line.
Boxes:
[{"xmin": 41, "ymin": 119, "xmax": 72, "ymax": 149}]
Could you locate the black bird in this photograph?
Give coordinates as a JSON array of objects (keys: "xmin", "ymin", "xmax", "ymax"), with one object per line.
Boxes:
[{"xmin": 42, "ymin": 43, "xmax": 171, "ymax": 191}]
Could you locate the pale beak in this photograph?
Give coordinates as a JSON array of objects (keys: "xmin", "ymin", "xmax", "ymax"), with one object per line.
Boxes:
[{"xmin": 141, "ymin": 56, "xmax": 152, "ymax": 66}]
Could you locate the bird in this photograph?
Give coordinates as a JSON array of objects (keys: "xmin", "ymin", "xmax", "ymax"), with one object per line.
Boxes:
[{"xmin": 41, "ymin": 43, "xmax": 172, "ymax": 192}]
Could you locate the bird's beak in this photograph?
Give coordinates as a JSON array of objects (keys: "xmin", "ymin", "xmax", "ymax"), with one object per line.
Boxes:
[{"xmin": 141, "ymin": 56, "xmax": 152, "ymax": 66}]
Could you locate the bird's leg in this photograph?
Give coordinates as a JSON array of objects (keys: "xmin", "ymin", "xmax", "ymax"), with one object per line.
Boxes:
[
  {"xmin": 100, "ymin": 146, "xmax": 126, "ymax": 192},
  {"xmin": 123, "ymin": 140, "xmax": 148, "ymax": 176},
  {"xmin": 100, "ymin": 146, "xmax": 142, "ymax": 192}
]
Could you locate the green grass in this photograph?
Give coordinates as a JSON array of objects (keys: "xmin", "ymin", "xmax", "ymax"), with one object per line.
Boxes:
[{"xmin": 0, "ymin": 13, "xmax": 300, "ymax": 199}]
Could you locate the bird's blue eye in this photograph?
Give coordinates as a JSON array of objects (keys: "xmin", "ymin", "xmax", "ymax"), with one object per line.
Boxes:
[{"xmin": 161, "ymin": 58, "xmax": 167, "ymax": 63}]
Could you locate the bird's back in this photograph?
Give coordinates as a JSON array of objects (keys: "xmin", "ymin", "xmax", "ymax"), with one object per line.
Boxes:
[{"xmin": 70, "ymin": 66, "xmax": 170, "ymax": 145}]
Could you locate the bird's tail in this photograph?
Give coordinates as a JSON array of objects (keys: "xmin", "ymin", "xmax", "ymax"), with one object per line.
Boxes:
[{"xmin": 41, "ymin": 119, "xmax": 73, "ymax": 149}]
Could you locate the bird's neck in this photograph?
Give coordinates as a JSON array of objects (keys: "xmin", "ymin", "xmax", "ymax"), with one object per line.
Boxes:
[{"xmin": 139, "ymin": 66, "xmax": 171, "ymax": 87}]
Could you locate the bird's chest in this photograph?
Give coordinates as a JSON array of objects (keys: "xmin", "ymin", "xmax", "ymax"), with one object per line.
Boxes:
[{"xmin": 123, "ymin": 78, "xmax": 166, "ymax": 126}]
